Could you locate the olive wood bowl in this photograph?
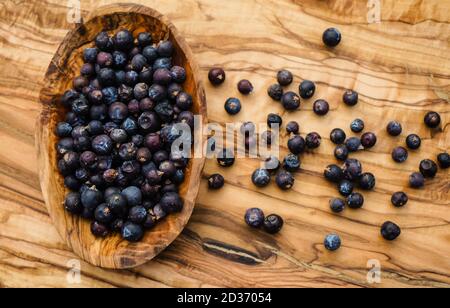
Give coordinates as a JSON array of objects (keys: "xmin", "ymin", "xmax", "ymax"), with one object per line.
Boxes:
[{"xmin": 35, "ymin": 3, "xmax": 207, "ymax": 269}]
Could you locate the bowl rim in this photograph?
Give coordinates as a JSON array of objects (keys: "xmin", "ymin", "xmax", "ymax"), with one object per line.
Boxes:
[{"xmin": 35, "ymin": 3, "xmax": 207, "ymax": 269}]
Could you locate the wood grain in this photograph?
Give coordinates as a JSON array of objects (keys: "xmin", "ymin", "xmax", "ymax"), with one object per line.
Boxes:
[
  {"xmin": 0, "ymin": 0, "xmax": 449, "ymax": 287},
  {"xmin": 36, "ymin": 4, "xmax": 207, "ymax": 269}
]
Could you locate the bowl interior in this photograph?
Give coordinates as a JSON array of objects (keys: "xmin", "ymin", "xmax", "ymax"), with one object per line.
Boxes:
[{"xmin": 37, "ymin": 6, "xmax": 206, "ymax": 269}]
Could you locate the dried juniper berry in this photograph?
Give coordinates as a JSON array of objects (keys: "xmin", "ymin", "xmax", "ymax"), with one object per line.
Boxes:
[
  {"xmin": 237, "ymin": 79, "xmax": 253, "ymax": 95},
  {"xmin": 73, "ymin": 76, "xmax": 89, "ymax": 92},
  {"xmin": 281, "ymin": 92, "xmax": 301, "ymax": 111},
  {"xmin": 324, "ymin": 234, "xmax": 341, "ymax": 251},
  {"xmin": 361, "ymin": 132, "xmax": 377, "ymax": 149},
  {"xmin": 419, "ymin": 159, "xmax": 438, "ymax": 178},
  {"xmin": 71, "ymin": 97, "xmax": 90, "ymax": 116},
  {"xmin": 267, "ymin": 113, "xmax": 283, "ymax": 128},
  {"xmin": 91, "ymin": 221, "xmax": 109, "ymax": 238},
  {"xmin": 110, "ymin": 218, "xmax": 125, "ymax": 233},
  {"xmin": 437, "ymin": 152, "xmax": 449, "ymax": 169},
  {"xmin": 265, "ymin": 155, "xmax": 281, "ymax": 174},
  {"xmin": 342, "ymin": 158, "xmax": 362, "ymax": 181},
  {"xmin": 56, "ymin": 122, "xmax": 73, "ymax": 138},
  {"xmin": 124, "ymin": 70, "xmax": 139, "ymax": 86},
  {"xmin": 121, "ymin": 117, "xmax": 139, "ymax": 135},
  {"xmin": 409, "ymin": 172, "xmax": 425, "ymax": 188},
  {"xmin": 121, "ymin": 186, "xmax": 142, "ymax": 207},
  {"xmin": 102, "ymin": 169, "xmax": 118, "ymax": 184},
  {"xmin": 114, "ymin": 29, "xmax": 133, "ymax": 51},
  {"xmin": 157, "ymin": 41, "xmax": 174, "ymax": 57},
  {"xmin": 343, "ymin": 90, "xmax": 358, "ymax": 106},
  {"xmin": 424, "ymin": 111, "xmax": 441, "ymax": 128},
  {"xmin": 268, "ymin": 84, "xmax": 283, "ymax": 101},
  {"xmin": 338, "ymin": 180, "xmax": 354, "ymax": 197},
  {"xmin": 153, "ymin": 68, "xmax": 172, "ymax": 85},
  {"xmin": 160, "ymin": 192, "xmax": 183, "ymax": 213},
  {"xmin": 252, "ymin": 169, "xmax": 271, "ymax": 187},
  {"xmin": 334, "ymin": 144, "xmax": 349, "ymax": 161},
  {"xmin": 277, "ymin": 70, "xmax": 293, "ymax": 86},
  {"xmin": 81, "ymin": 186, "xmax": 103, "ymax": 211},
  {"xmin": 299, "ymin": 80, "xmax": 315, "ymax": 99},
  {"xmin": 176, "ymin": 92, "xmax": 193, "ymax": 111},
  {"xmin": 345, "ymin": 137, "xmax": 362, "ymax": 152},
  {"xmin": 136, "ymin": 147, "xmax": 152, "ymax": 164},
  {"xmin": 381, "ymin": 221, "xmax": 401, "ymax": 241},
  {"xmin": 101, "ymin": 87, "xmax": 118, "ymax": 104},
  {"xmin": 208, "ymin": 174, "xmax": 225, "ymax": 190},
  {"xmin": 330, "ymin": 128, "xmax": 346, "ymax": 145},
  {"xmin": 83, "ymin": 47, "xmax": 98, "ymax": 64},
  {"xmin": 387, "ymin": 121, "xmax": 402, "ymax": 136},
  {"xmin": 91, "ymin": 135, "xmax": 113, "ymax": 155},
  {"xmin": 64, "ymin": 192, "xmax": 83, "ymax": 215},
  {"xmin": 94, "ymin": 203, "xmax": 114, "ymax": 224},
  {"xmin": 138, "ymin": 111, "xmax": 161, "ymax": 133},
  {"xmin": 95, "ymin": 32, "xmax": 113, "ymax": 51},
  {"xmin": 224, "ymin": 97, "xmax": 241, "ymax": 115},
  {"xmin": 391, "ymin": 146, "xmax": 408, "ymax": 163},
  {"xmin": 313, "ymin": 99, "xmax": 329, "ymax": 116},
  {"xmin": 121, "ymin": 222, "xmax": 144, "ymax": 242},
  {"xmin": 406, "ymin": 134, "xmax": 421, "ymax": 150},
  {"xmin": 80, "ymin": 151, "xmax": 97, "ymax": 169},
  {"xmin": 329, "ymin": 198, "xmax": 345, "ymax": 213},
  {"xmin": 80, "ymin": 63, "xmax": 95, "ymax": 77},
  {"xmin": 286, "ymin": 121, "xmax": 299, "ymax": 135},
  {"xmin": 288, "ymin": 135, "xmax": 306, "ymax": 155},
  {"xmin": 322, "ymin": 28, "xmax": 341, "ymax": 47},
  {"xmin": 324, "ymin": 164, "xmax": 343, "ymax": 183},
  {"xmin": 170, "ymin": 66, "xmax": 186, "ymax": 84},
  {"xmin": 263, "ymin": 214, "xmax": 284, "ymax": 234},
  {"xmin": 350, "ymin": 119, "xmax": 364, "ymax": 133},
  {"xmin": 275, "ymin": 170, "xmax": 295, "ymax": 190},
  {"xmin": 128, "ymin": 206, "xmax": 148, "ymax": 224},
  {"xmin": 217, "ymin": 148, "xmax": 235, "ymax": 167},
  {"xmin": 245, "ymin": 208, "xmax": 265, "ymax": 228},
  {"xmin": 208, "ymin": 68, "xmax": 226, "ymax": 85},
  {"xmin": 107, "ymin": 193, "xmax": 128, "ymax": 217},
  {"xmin": 359, "ymin": 172, "xmax": 375, "ymax": 190},
  {"xmin": 98, "ymin": 68, "xmax": 116, "ymax": 86},
  {"xmin": 391, "ymin": 192, "xmax": 408, "ymax": 208},
  {"xmin": 283, "ymin": 154, "xmax": 300, "ymax": 172},
  {"xmin": 346, "ymin": 192, "xmax": 364, "ymax": 209},
  {"xmin": 178, "ymin": 111, "xmax": 195, "ymax": 129},
  {"xmin": 153, "ymin": 57, "xmax": 172, "ymax": 71},
  {"xmin": 96, "ymin": 51, "xmax": 113, "ymax": 68},
  {"xmin": 305, "ymin": 132, "xmax": 321, "ymax": 149},
  {"xmin": 144, "ymin": 133, "xmax": 161, "ymax": 152}
]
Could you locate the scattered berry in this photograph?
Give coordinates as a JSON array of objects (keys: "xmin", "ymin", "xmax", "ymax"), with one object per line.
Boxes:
[
  {"xmin": 406, "ymin": 134, "xmax": 421, "ymax": 150},
  {"xmin": 343, "ymin": 90, "xmax": 358, "ymax": 106},
  {"xmin": 208, "ymin": 174, "xmax": 225, "ymax": 189},
  {"xmin": 350, "ymin": 119, "xmax": 364, "ymax": 133},
  {"xmin": 324, "ymin": 164, "xmax": 343, "ymax": 183},
  {"xmin": 324, "ymin": 234, "xmax": 341, "ymax": 251},
  {"xmin": 330, "ymin": 128, "xmax": 346, "ymax": 145},
  {"xmin": 277, "ymin": 70, "xmax": 293, "ymax": 86},
  {"xmin": 208, "ymin": 68, "xmax": 226, "ymax": 85},
  {"xmin": 313, "ymin": 99, "xmax": 329, "ymax": 116},
  {"xmin": 275, "ymin": 170, "xmax": 295, "ymax": 190},
  {"xmin": 299, "ymin": 80, "xmax": 316, "ymax": 99},
  {"xmin": 305, "ymin": 132, "xmax": 321, "ymax": 149},
  {"xmin": 334, "ymin": 145, "xmax": 349, "ymax": 161},
  {"xmin": 391, "ymin": 192, "xmax": 408, "ymax": 207},
  {"xmin": 424, "ymin": 111, "xmax": 441, "ymax": 128},
  {"xmin": 361, "ymin": 132, "xmax": 377, "ymax": 149},
  {"xmin": 245, "ymin": 208, "xmax": 265, "ymax": 228},
  {"xmin": 237, "ymin": 79, "xmax": 253, "ymax": 95},
  {"xmin": 381, "ymin": 221, "xmax": 401, "ymax": 241},
  {"xmin": 437, "ymin": 152, "xmax": 449, "ymax": 169},
  {"xmin": 286, "ymin": 121, "xmax": 300, "ymax": 134},
  {"xmin": 345, "ymin": 137, "xmax": 362, "ymax": 152},
  {"xmin": 281, "ymin": 92, "xmax": 301, "ymax": 110},
  {"xmin": 283, "ymin": 154, "xmax": 301, "ymax": 172},
  {"xmin": 338, "ymin": 180, "xmax": 354, "ymax": 197},
  {"xmin": 346, "ymin": 192, "xmax": 364, "ymax": 209},
  {"xmin": 387, "ymin": 121, "xmax": 402, "ymax": 136},
  {"xmin": 330, "ymin": 198, "xmax": 346, "ymax": 213},
  {"xmin": 288, "ymin": 135, "xmax": 306, "ymax": 154},
  {"xmin": 263, "ymin": 214, "xmax": 284, "ymax": 234},
  {"xmin": 419, "ymin": 159, "xmax": 438, "ymax": 178},
  {"xmin": 392, "ymin": 146, "xmax": 408, "ymax": 163},
  {"xmin": 268, "ymin": 84, "xmax": 283, "ymax": 101},
  {"xmin": 251, "ymin": 169, "xmax": 271, "ymax": 187},
  {"xmin": 409, "ymin": 172, "xmax": 425, "ymax": 188},
  {"xmin": 359, "ymin": 172, "xmax": 376, "ymax": 190},
  {"xmin": 322, "ymin": 28, "xmax": 341, "ymax": 47},
  {"xmin": 224, "ymin": 97, "xmax": 242, "ymax": 115}
]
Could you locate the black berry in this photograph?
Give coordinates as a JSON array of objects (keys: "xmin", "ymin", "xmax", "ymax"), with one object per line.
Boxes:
[
  {"xmin": 350, "ymin": 119, "xmax": 364, "ymax": 133},
  {"xmin": 275, "ymin": 170, "xmax": 295, "ymax": 190},
  {"xmin": 345, "ymin": 137, "xmax": 362, "ymax": 152},
  {"xmin": 237, "ymin": 80, "xmax": 253, "ymax": 95},
  {"xmin": 217, "ymin": 149, "xmax": 235, "ymax": 167},
  {"xmin": 387, "ymin": 121, "xmax": 402, "ymax": 136},
  {"xmin": 208, "ymin": 174, "xmax": 225, "ymax": 189},
  {"xmin": 338, "ymin": 180, "xmax": 354, "ymax": 197},
  {"xmin": 283, "ymin": 154, "xmax": 301, "ymax": 172},
  {"xmin": 406, "ymin": 134, "xmax": 421, "ymax": 150},
  {"xmin": 208, "ymin": 68, "xmax": 226, "ymax": 85},
  {"xmin": 346, "ymin": 192, "xmax": 364, "ymax": 209},
  {"xmin": 392, "ymin": 146, "xmax": 408, "ymax": 163},
  {"xmin": 263, "ymin": 214, "xmax": 284, "ymax": 234},
  {"xmin": 305, "ymin": 132, "xmax": 321, "ymax": 149},
  {"xmin": 437, "ymin": 152, "xmax": 449, "ymax": 169},
  {"xmin": 343, "ymin": 90, "xmax": 358, "ymax": 106},
  {"xmin": 381, "ymin": 221, "xmax": 401, "ymax": 241},
  {"xmin": 281, "ymin": 92, "xmax": 300, "ymax": 111},
  {"xmin": 324, "ymin": 164, "xmax": 343, "ymax": 183},
  {"xmin": 313, "ymin": 99, "xmax": 329, "ymax": 116},
  {"xmin": 288, "ymin": 135, "xmax": 306, "ymax": 154},
  {"xmin": 286, "ymin": 121, "xmax": 299, "ymax": 134},
  {"xmin": 251, "ymin": 169, "xmax": 271, "ymax": 187},
  {"xmin": 334, "ymin": 145, "xmax": 349, "ymax": 161},
  {"xmin": 424, "ymin": 111, "xmax": 441, "ymax": 128},
  {"xmin": 361, "ymin": 132, "xmax": 377, "ymax": 149},
  {"xmin": 277, "ymin": 70, "xmax": 293, "ymax": 86},
  {"xmin": 299, "ymin": 80, "xmax": 315, "ymax": 99},
  {"xmin": 391, "ymin": 192, "xmax": 408, "ymax": 207},
  {"xmin": 245, "ymin": 208, "xmax": 265, "ymax": 228},
  {"xmin": 330, "ymin": 128, "xmax": 346, "ymax": 144},
  {"xmin": 322, "ymin": 28, "xmax": 341, "ymax": 47},
  {"xmin": 419, "ymin": 159, "xmax": 438, "ymax": 178},
  {"xmin": 224, "ymin": 97, "xmax": 241, "ymax": 115},
  {"xmin": 324, "ymin": 234, "xmax": 341, "ymax": 251},
  {"xmin": 267, "ymin": 113, "xmax": 283, "ymax": 128},
  {"xmin": 329, "ymin": 198, "xmax": 345, "ymax": 213},
  {"xmin": 409, "ymin": 172, "xmax": 425, "ymax": 188},
  {"xmin": 359, "ymin": 172, "xmax": 376, "ymax": 190}
]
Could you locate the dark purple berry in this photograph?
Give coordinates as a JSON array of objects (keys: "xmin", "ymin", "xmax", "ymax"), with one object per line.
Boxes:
[
  {"xmin": 288, "ymin": 135, "xmax": 306, "ymax": 154},
  {"xmin": 114, "ymin": 29, "xmax": 133, "ymax": 51},
  {"xmin": 224, "ymin": 98, "xmax": 241, "ymax": 115},
  {"xmin": 267, "ymin": 113, "xmax": 282, "ymax": 128},
  {"xmin": 96, "ymin": 52, "xmax": 113, "ymax": 67},
  {"xmin": 299, "ymin": 80, "xmax": 315, "ymax": 99},
  {"xmin": 334, "ymin": 144, "xmax": 349, "ymax": 161},
  {"xmin": 313, "ymin": 99, "xmax": 329, "ymax": 116},
  {"xmin": 56, "ymin": 122, "xmax": 73, "ymax": 138},
  {"xmin": 64, "ymin": 192, "xmax": 83, "ymax": 214},
  {"xmin": 268, "ymin": 84, "xmax": 283, "ymax": 101},
  {"xmin": 392, "ymin": 146, "xmax": 408, "ymax": 163},
  {"xmin": 305, "ymin": 132, "xmax": 321, "ymax": 149},
  {"xmin": 263, "ymin": 214, "xmax": 284, "ymax": 234},
  {"xmin": 81, "ymin": 187, "xmax": 103, "ymax": 211},
  {"xmin": 95, "ymin": 32, "xmax": 113, "ymax": 51},
  {"xmin": 330, "ymin": 128, "xmax": 346, "ymax": 144},
  {"xmin": 345, "ymin": 137, "xmax": 362, "ymax": 152},
  {"xmin": 208, "ymin": 68, "xmax": 226, "ymax": 85},
  {"xmin": 409, "ymin": 172, "xmax": 425, "ymax": 188},
  {"xmin": 346, "ymin": 192, "xmax": 364, "ymax": 209},
  {"xmin": 157, "ymin": 41, "xmax": 174, "ymax": 57},
  {"xmin": 128, "ymin": 206, "xmax": 148, "ymax": 224},
  {"xmin": 342, "ymin": 158, "xmax": 362, "ymax": 181},
  {"xmin": 391, "ymin": 192, "xmax": 408, "ymax": 207},
  {"xmin": 176, "ymin": 92, "xmax": 193, "ymax": 111},
  {"xmin": 91, "ymin": 135, "xmax": 113, "ymax": 155},
  {"xmin": 83, "ymin": 48, "xmax": 98, "ymax": 64},
  {"xmin": 277, "ymin": 70, "xmax": 293, "ymax": 86},
  {"xmin": 121, "ymin": 222, "xmax": 144, "ymax": 242},
  {"xmin": 170, "ymin": 66, "xmax": 186, "ymax": 83},
  {"xmin": 419, "ymin": 159, "xmax": 438, "ymax": 178},
  {"xmin": 217, "ymin": 149, "xmax": 235, "ymax": 167},
  {"xmin": 330, "ymin": 198, "xmax": 345, "ymax": 213},
  {"xmin": 406, "ymin": 134, "xmax": 421, "ymax": 150},
  {"xmin": 424, "ymin": 111, "xmax": 441, "ymax": 128},
  {"xmin": 94, "ymin": 203, "xmax": 114, "ymax": 224},
  {"xmin": 343, "ymin": 90, "xmax": 358, "ymax": 106},
  {"xmin": 121, "ymin": 186, "xmax": 142, "ymax": 207},
  {"xmin": 381, "ymin": 221, "xmax": 401, "ymax": 241},
  {"xmin": 286, "ymin": 121, "xmax": 299, "ymax": 134},
  {"xmin": 359, "ymin": 172, "xmax": 376, "ymax": 190},
  {"xmin": 237, "ymin": 80, "xmax": 253, "ymax": 95},
  {"xmin": 387, "ymin": 121, "xmax": 402, "ymax": 136},
  {"xmin": 148, "ymin": 84, "xmax": 167, "ymax": 102},
  {"xmin": 437, "ymin": 152, "xmax": 449, "ymax": 169},
  {"xmin": 208, "ymin": 174, "xmax": 225, "ymax": 189},
  {"xmin": 281, "ymin": 92, "xmax": 300, "ymax": 111},
  {"xmin": 251, "ymin": 169, "xmax": 271, "ymax": 187},
  {"xmin": 361, "ymin": 132, "xmax": 377, "ymax": 148},
  {"xmin": 160, "ymin": 192, "xmax": 183, "ymax": 213},
  {"xmin": 324, "ymin": 234, "xmax": 341, "ymax": 251},
  {"xmin": 275, "ymin": 170, "xmax": 294, "ymax": 190},
  {"xmin": 322, "ymin": 28, "xmax": 341, "ymax": 47},
  {"xmin": 338, "ymin": 180, "xmax": 354, "ymax": 197},
  {"xmin": 350, "ymin": 119, "xmax": 364, "ymax": 133},
  {"xmin": 265, "ymin": 156, "xmax": 281, "ymax": 174},
  {"xmin": 324, "ymin": 164, "xmax": 343, "ymax": 183},
  {"xmin": 245, "ymin": 208, "xmax": 265, "ymax": 228},
  {"xmin": 91, "ymin": 221, "xmax": 109, "ymax": 238}
]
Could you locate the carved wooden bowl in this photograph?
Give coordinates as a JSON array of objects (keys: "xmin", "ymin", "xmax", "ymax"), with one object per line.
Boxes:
[{"xmin": 35, "ymin": 4, "xmax": 207, "ymax": 269}]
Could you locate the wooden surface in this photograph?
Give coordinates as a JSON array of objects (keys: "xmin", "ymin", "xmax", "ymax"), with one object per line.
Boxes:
[
  {"xmin": 36, "ymin": 4, "xmax": 207, "ymax": 269},
  {"xmin": 0, "ymin": 0, "xmax": 449, "ymax": 288}
]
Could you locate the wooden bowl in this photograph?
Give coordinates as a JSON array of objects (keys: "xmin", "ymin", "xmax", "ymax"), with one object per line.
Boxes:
[{"xmin": 35, "ymin": 4, "xmax": 207, "ymax": 269}]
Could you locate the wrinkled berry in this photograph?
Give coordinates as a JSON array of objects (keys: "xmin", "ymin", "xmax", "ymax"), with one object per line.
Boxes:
[
  {"xmin": 281, "ymin": 92, "xmax": 300, "ymax": 111},
  {"xmin": 91, "ymin": 221, "xmax": 109, "ymax": 237},
  {"xmin": 160, "ymin": 192, "xmax": 183, "ymax": 213},
  {"xmin": 299, "ymin": 80, "xmax": 315, "ymax": 99},
  {"xmin": 305, "ymin": 132, "xmax": 321, "ymax": 149},
  {"xmin": 268, "ymin": 84, "xmax": 283, "ymax": 101},
  {"xmin": 275, "ymin": 170, "xmax": 294, "ymax": 190},
  {"xmin": 391, "ymin": 192, "xmax": 408, "ymax": 207},
  {"xmin": 263, "ymin": 214, "xmax": 284, "ymax": 234},
  {"xmin": 342, "ymin": 158, "xmax": 362, "ymax": 181},
  {"xmin": 381, "ymin": 221, "xmax": 401, "ymax": 241},
  {"xmin": 283, "ymin": 154, "xmax": 300, "ymax": 172}
]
